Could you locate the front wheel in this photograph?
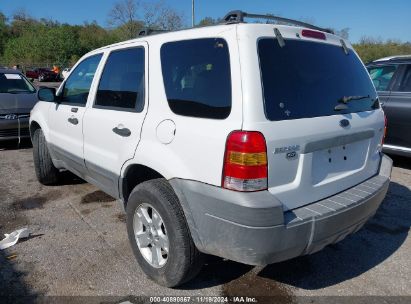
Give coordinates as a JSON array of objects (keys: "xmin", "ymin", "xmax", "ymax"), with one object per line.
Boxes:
[
  {"xmin": 126, "ymin": 178, "xmax": 203, "ymax": 287},
  {"xmin": 32, "ymin": 129, "xmax": 59, "ymax": 185}
]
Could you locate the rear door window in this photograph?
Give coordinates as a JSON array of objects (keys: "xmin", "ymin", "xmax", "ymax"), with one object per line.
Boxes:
[
  {"xmin": 367, "ymin": 65, "xmax": 398, "ymax": 91},
  {"xmin": 95, "ymin": 47, "xmax": 145, "ymax": 111},
  {"xmin": 258, "ymin": 39, "xmax": 378, "ymax": 121},
  {"xmin": 160, "ymin": 38, "xmax": 231, "ymax": 119}
]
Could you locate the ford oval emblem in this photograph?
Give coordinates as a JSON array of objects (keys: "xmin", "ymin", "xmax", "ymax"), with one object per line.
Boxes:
[{"xmin": 340, "ymin": 119, "xmax": 350, "ymax": 128}]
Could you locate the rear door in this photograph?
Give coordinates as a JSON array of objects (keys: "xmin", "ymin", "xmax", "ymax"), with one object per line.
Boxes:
[
  {"xmin": 83, "ymin": 44, "xmax": 148, "ymax": 197},
  {"xmin": 383, "ymin": 64, "xmax": 411, "ymax": 150},
  {"xmin": 48, "ymin": 54, "xmax": 103, "ymax": 176},
  {"xmin": 255, "ymin": 37, "xmax": 384, "ymax": 210}
]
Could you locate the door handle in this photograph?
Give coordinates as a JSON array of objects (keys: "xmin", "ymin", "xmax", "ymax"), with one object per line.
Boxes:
[
  {"xmin": 68, "ymin": 116, "xmax": 79, "ymax": 125},
  {"xmin": 112, "ymin": 126, "xmax": 131, "ymax": 137},
  {"xmin": 71, "ymin": 107, "xmax": 78, "ymax": 113}
]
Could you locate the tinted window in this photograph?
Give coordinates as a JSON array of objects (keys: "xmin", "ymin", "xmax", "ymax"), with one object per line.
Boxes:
[
  {"xmin": 258, "ymin": 39, "xmax": 378, "ymax": 121},
  {"xmin": 367, "ymin": 65, "xmax": 398, "ymax": 91},
  {"xmin": 0, "ymin": 73, "xmax": 36, "ymax": 93},
  {"xmin": 62, "ymin": 54, "xmax": 102, "ymax": 105},
  {"xmin": 398, "ymin": 65, "xmax": 411, "ymax": 92},
  {"xmin": 160, "ymin": 38, "xmax": 231, "ymax": 119},
  {"xmin": 95, "ymin": 48, "xmax": 145, "ymax": 111}
]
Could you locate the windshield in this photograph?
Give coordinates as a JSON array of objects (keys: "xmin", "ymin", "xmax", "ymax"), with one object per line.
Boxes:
[
  {"xmin": 0, "ymin": 73, "xmax": 36, "ymax": 94},
  {"xmin": 258, "ymin": 39, "xmax": 377, "ymax": 121}
]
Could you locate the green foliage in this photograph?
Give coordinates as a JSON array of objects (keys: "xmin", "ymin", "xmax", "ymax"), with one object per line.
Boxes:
[
  {"xmin": 0, "ymin": 1, "xmax": 185, "ymax": 68},
  {"xmin": 353, "ymin": 38, "xmax": 411, "ymax": 63},
  {"xmin": 0, "ymin": 12, "xmax": 9, "ymax": 58},
  {"xmin": 2, "ymin": 21, "xmax": 81, "ymax": 67},
  {"xmin": 110, "ymin": 21, "xmax": 145, "ymax": 41},
  {"xmin": 77, "ymin": 22, "xmax": 120, "ymax": 53},
  {"xmin": 197, "ymin": 17, "xmax": 219, "ymax": 27}
]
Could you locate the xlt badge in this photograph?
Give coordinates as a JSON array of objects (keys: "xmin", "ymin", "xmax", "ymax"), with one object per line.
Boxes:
[{"xmin": 274, "ymin": 145, "xmax": 300, "ymax": 154}]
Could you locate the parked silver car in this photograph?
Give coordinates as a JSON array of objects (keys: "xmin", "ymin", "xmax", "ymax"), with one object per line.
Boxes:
[{"xmin": 0, "ymin": 69, "xmax": 38, "ymax": 141}]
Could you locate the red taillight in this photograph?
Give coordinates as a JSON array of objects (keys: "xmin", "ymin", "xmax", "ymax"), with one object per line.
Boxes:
[
  {"xmin": 301, "ymin": 29, "xmax": 326, "ymax": 40},
  {"xmin": 382, "ymin": 114, "xmax": 387, "ymax": 145},
  {"xmin": 222, "ymin": 131, "xmax": 268, "ymax": 192}
]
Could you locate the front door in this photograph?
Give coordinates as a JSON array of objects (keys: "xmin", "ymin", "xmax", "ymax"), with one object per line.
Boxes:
[
  {"xmin": 48, "ymin": 54, "xmax": 103, "ymax": 176},
  {"xmin": 83, "ymin": 44, "xmax": 148, "ymax": 197}
]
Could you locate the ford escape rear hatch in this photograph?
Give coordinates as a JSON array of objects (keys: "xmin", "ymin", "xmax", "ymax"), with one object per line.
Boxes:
[{"xmin": 258, "ymin": 37, "xmax": 384, "ymax": 210}]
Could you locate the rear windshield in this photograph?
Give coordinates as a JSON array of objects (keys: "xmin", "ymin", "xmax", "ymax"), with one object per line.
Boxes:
[
  {"xmin": 258, "ymin": 39, "xmax": 377, "ymax": 121},
  {"xmin": 0, "ymin": 73, "xmax": 36, "ymax": 94}
]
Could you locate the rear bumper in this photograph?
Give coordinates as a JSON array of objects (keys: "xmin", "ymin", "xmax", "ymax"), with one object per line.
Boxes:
[
  {"xmin": 0, "ymin": 117, "xmax": 30, "ymax": 141},
  {"xmin": 170, "ymin": 154, "xmax": 392, "ymax": 266}
]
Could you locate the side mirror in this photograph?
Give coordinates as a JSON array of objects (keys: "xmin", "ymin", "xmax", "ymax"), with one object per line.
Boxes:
[{"xmin": 38, "ymin": 87, "xmax": 57, "ymax": 103}]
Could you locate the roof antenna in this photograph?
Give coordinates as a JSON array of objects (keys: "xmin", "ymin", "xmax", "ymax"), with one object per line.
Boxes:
[{"xmin": 274, "ymin": 28, "xmax": 285, "ymax": 48}]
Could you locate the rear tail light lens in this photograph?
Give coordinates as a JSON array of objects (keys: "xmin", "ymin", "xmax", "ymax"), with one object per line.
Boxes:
[
  {"xmin": 222, "ymin": 131, "xmax": 268, "ymax": 192},
  {"xmin": 301, "ymin": 29, "xmax": 326, "ymax": 40}
]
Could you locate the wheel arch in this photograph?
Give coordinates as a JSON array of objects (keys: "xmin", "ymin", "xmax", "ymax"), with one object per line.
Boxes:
[
  {"xmin": 29, "ymin": 120, "xmax": 42, "ymax": 140},
  {"xmin": 120, "ymin": 163, "xmax": 165, "ymax": 206}
]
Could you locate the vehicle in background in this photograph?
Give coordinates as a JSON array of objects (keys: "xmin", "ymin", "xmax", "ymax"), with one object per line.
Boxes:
[
  {"xmin": 26, "ymin": 68, "xmax": 59, "ymax": 82},
  {"xmin": 61, "ymin": 68, "xmax": 71, "ymax": 79},
  {"xmin": 0, "ymin": 69, "xmax": 37, "ymax": 142},
  {"xmin": 367, "ymin": 55, "xmax": 411, "ymax": 157}
]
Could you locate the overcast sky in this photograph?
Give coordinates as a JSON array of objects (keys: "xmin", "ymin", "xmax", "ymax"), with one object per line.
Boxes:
[{"xmin": 1, "ymin": 0, "xmax": 410, "ymax": 43}]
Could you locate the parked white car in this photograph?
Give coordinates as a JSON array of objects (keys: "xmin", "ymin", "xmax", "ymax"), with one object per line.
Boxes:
[{"xmin": 30, "ymin": 11, "xmax": 392, "ymax": 287}]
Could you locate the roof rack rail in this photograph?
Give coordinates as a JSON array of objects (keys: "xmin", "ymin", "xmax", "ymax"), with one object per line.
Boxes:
[
  {"xmin": 372, "ymin": 55, "xmax": 411, "ymax": 63},
  {"xmin": 221, "ymin": 10, "xmax": 334, "ymax": 34},
  {"xmin": 138, "ymin": 28, "xmax": 168, "ymax": 36}
]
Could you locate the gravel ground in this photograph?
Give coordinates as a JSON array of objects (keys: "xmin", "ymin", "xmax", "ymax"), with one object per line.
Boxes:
[{"xmin": 0, "ymin": 138, "xmax": 410, "ymax": 303}]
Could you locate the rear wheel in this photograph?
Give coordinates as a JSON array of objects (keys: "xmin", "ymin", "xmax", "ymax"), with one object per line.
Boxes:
[
  {"xmin": 126, "ymin": 178, "xmax": 203, "ymax": 287},
  {"xmin": 32, "ymin": 129, "xmax": 59, "ymax": 185}
]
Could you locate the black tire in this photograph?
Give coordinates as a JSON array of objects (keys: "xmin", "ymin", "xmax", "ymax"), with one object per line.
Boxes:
[
  {"xmin": 32, "ymin": 129, "xmax": 59, "ymax": 185},
  {"xmin": 126, "ymin": 178, "xmax": 203, "ymax": 287}
]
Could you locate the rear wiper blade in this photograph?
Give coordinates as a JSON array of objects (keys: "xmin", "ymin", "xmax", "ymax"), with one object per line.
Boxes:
[
  {"xmin": 338, "ymin": 95, "xmax": 370, "ymax": 104},
  {"xmin": 334, "ymin": 95, "xmax": 376, "ymax": 111}
]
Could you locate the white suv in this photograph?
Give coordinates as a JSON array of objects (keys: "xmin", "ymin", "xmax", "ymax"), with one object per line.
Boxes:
[{"xmin": 30, "ymin": 11, "xmax": 392, "ymax": 287}]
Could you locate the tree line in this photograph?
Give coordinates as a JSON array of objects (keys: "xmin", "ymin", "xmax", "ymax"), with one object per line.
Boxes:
[
  {"xmin": 1, "ymin": 1, "xmax": 410, "ymax": 69},
  {"xmin": 0, "ymin": 0, "xmax": 185, "ymax": 69}
]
